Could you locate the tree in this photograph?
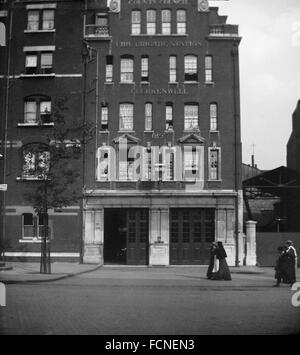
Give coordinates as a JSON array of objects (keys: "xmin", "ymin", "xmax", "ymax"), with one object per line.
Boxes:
[{"xmin": 21, "ymin": 97, "xmax": 94, "ymax": 273}]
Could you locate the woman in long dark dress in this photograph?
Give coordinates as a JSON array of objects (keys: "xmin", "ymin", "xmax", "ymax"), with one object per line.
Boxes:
[
  {"xmin": 206, "ymin": 242, "xmax": 217, "ymax": 279},
  {"xmin": 212, "ymin": 242, "xmax": 232, "ymax": 281}
]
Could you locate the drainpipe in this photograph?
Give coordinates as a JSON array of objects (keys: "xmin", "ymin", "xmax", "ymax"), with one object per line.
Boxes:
[{"xmin": 231, "ymin": 41, "xmax": 242, "ymax": 267}]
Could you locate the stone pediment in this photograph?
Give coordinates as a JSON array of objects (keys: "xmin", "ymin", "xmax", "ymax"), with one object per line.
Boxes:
[
  {"xmin": 178, "ymin": 133, "xmax": 206, "ymax": 145},
  {"xmin": 113, "ymin": 134, "xmax": 141, "ymax": 145}
]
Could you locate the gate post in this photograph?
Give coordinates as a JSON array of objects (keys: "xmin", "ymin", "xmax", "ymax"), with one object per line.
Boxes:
[{"xmin": 246, "ymin": 220, "xmax": 257, "ymax": 266}]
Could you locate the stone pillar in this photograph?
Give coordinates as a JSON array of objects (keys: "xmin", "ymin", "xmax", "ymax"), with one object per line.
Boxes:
[
  {"xmin": 83, "ymin": 209, "xmax": 104, "ymax": 264},
  {"xmin": 246, "ymin": 220, "xmax": 257, "ymax": 266},
  {"xmin": 149, "ymin": 208, "xmax": 169, "ymax": 266}
]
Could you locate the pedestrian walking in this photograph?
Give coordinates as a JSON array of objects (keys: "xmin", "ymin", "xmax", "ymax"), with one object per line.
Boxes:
[
  {"xmin": 212, "ymin": 242, "xmax": 232, "ymax": 281},
  {"xmin": 285, "ymin": 240, "xmax": 297, "ymax": 286},
  {"xmin": 206, "ymin": 242, "xmax": 217, "ymax": 279}
]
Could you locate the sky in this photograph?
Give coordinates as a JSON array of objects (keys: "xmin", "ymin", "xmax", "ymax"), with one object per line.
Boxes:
[{"xmin": 211, "ymin": 0, "xmax": 300, "ymax": 170}]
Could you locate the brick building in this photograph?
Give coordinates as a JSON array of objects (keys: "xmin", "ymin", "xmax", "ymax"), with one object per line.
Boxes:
[
  {"xmin": 82, "ymin": 0, "xmax": 244, "ymax": 266},
  {"xmin": 0, "ymin": 0, "xmax": 84, "ymax": 261},
  {"xmin": 0, "ymin": 0, "xmax": 245, "ymax": 266}
]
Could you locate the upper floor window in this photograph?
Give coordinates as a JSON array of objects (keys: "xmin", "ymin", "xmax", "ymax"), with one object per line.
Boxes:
[
  {"xmin": 184, "ymin": 55, "xmax": 198, "ymax": 82},
  {"xmin": 209, "ymin": 148, "xmax": 221, "ymax": 180},
  {"xmin": 145, "ymin": 103, "xmax": 153, "ymax": 131},
  {"xmin": 162, "ymin": 9, "xmax": 171, "ymax": 35},
  {"xmin": 131, "ymin": 10, "xmax": 141, "ymax": 35},
  {"xmin": 120, "ymin": 57, "xmax": 134, "ymax": 83},
  {"xmin": 101, "ymin": 104, "xmax": 108, "ymax": 130},
  {"xmin": 141, "ymin": 56, "xmax": 149, "ymax": 82},
  {"xmin": 27, "ymin": 9, "xmax": 55, "ymax": 31},
  {"xmin": 177, "ymin": 9, "xmax": 186, "ymax": 35},
  {"xmin": 24, "ymin": 96, "xmax": 52, "ymax": 125},
  {"xmin": 166, "ymin": 103, "xmax": 174, "ymax": 130},
  {"xmin": 106, "ymin": 55, "xmax": 113, "ymax": 82},
  {"xmin": 147, "ymin": 10, "xmax": 156, "ymax": 35},
  {"xmin": 210, "ymin": 103, "xmax": 218, "ymax": 131},
  {"xmin": 23, "ymin": 145, "xmax": 50, "ymax": 180},
  {"xmin": 169, "ymin": 56, "xmax": 177, "ymax": 83},
  {"xmin": 205, "ymin": 55, "xmax": 213, "ymax": 83},
  {"xmin": 184, "ymin": 104, "xmax": 199, "ymax": 130},
  {"xmin": 25, "ymin": 51, "xmax": 53, "ymax": 75},
  {"xmin": 120, "ymin": 103, "xmax": 134, "ymax": 131}
]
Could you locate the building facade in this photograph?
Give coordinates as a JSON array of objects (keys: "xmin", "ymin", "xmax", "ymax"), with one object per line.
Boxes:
[
  {"xmin": 0, "ymin": 0, "xmax": 84, "ymax": 261},
  {"xmin": 82, "ymin": 0, "xmax": 244, "ymax": 266}
]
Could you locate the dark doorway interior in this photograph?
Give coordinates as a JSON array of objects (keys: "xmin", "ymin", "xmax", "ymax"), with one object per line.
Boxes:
[{"xmin": 104, "ymin": 209, "xmax": 127, "ymax": 264}]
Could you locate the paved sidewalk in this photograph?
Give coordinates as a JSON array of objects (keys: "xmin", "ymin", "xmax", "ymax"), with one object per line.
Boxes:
[
  {"xmin": 0, "ymin": 262, "xmax": 102, "ymax": 284},
  {"xmin": 0, "ymin": 262, "xmax": 267, "ymax": 284}
]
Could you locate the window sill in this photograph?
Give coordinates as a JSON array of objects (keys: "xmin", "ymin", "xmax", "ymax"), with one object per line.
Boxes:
[
  {"xmin": 130, "ymin": 34, "xmax": 188, "ymax": 37},
  {"xmin": 208, "ymin": 180, "xmax": 222, "ymax": 183},
  {"xmin": 184, "ymin": 81, "xmax": 199, "ymax": 85},
  {"xmin": 205, "ymin": 81, "xmax": 215, "ymax": 86},
  {"xmin": 24, "ymin": 29, "xmax": 56, "ymax": 34},
  {"xmin": 17, "ymin": 177, "xmax": 47, "ymax": 182},
  {"xmin": 19, "ymin": 239, "xmax": 50, "ymax": 244},
  {"xmin": 168, "ymin": 82, "xmax": 179, "ymax": 85},
  {"xmin": 141, "ymin": 81, "xmax": 150, "ymax": 85},
  {"xmin": 184, "ymin": 129, "xmax": 200, "ymax": 133},
  {"xmin": 119, "ymin": 82, "xmax": 135, "ymax": 85},
  {"xmin": 118, "ymin": 131, "xmax": 136, "ymax": 134},
  {"xmin": 20, "ymin": 73, "xmax": 56, "ymax": 78},
  {"xmin": 18, "ymin": 123, "xmax": 54, "ymax": 127},
  {"xmin": 209, "ymin": 130, "xmax": 219, "ymax": 133}
]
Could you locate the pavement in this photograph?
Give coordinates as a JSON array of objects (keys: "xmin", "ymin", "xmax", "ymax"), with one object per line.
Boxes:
[{"xmin": 0, "ymin": 262, "xmax": 267, "ymax": 284}]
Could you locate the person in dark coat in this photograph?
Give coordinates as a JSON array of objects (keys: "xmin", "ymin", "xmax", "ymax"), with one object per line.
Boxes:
[
  {"xmin": 285, "ymin": 241, "xmax": 297, "ymax": 286},
  {"xmin": 212, "ymin": 242, "xmax": 232, "ymax": 281},
  {"xmin": 274, "ymin": 246, "xmax": 288, "ymax": 287},
  {"xmin": 207, "ymin": 242, "xmax": 217, "ymax": 279}
]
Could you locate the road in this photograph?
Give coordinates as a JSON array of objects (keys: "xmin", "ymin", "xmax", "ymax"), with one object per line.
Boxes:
[{"xmin": 0, "ymin": 267, "xmax": 300, "ymax": 335}]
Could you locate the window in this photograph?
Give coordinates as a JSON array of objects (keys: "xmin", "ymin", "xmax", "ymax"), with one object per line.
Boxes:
[
  {"xmin": 141, "ymin": 56, "xmax": 149, "ymax": 82},
  {"xmin": 166, "ymin": 103, "xmax": 174, "ymax": 130},
  {"xmin": 120, "ymin": 103, "xmax": 134, "ymax": 131},
  {"xmin": 177, "ymin": 9, "xmax": 186, "ymax": 35},
  {"xmin": 169, "ymin": 56, "xmax": 177, "ymax": 83},
  {"xmin": 205, "ymin": 56, "xmax": 213, "ymax": 83},
  {"xmin": 184, "ymin": 104, "xmax": 199, "ymax": 130},
  {"xmin": 22, "ymin": 213, "xmax": 49, "ymax": 240},
  {"xmin": 184, "ymin": 147, "xmax": 199, "ymax": 179},
  {"xmin": 23, "ymin": 146, "xmax": 50, "ymax": 179},
  {"xmin": 147, "ymin": 10, "xmax": 156, "ymax": 35},
  {"xmin": 145, "ymin": 103, "xmax": 153, "ymax": 131},
  {"xmin": 27, "ymin": 9, "xmax": 55, "ymax": 31},
  {"xmin": 24, "ymin": 97, "xmax": 52, "ymax": 125},
  {"xmin": 184, "ymin": 55, "xmax": 198, "ymax": 82},
  {"xmin": 132, "ymin": 10, "xmax": 141, "ymax": 35},
  {"xmin": 209, "ymin": 149, "xmax": 220, "ymax": 180},
  {"xmin": 25, "ymin": 52, "xmax": 53, "ymax": 75},
  {"xmin": 210, "ymin": 103, "xmax": 218, "ymax": 131},
  {"xmin": 120, "ymin": 57, "xmax": 134, "ymax": 83},
  {"xmin": 101, "ymin": 105, "xmax": 108, "ymax": 130},
  {"xmin": 162, "ymin": 9, "xmax": 171, "ymax": 35},
  {"xmin": 106, "ymin": 55, "xmax": 113, "ymax": 82},
  {"xmin": 42, "ymin": 10, "xmax": 55, "ymax": 30}
]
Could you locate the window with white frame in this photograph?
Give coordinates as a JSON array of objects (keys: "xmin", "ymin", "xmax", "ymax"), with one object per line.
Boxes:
[
  {"xmin": 120, "ymin": 57, "xmax": 134, "ymax": 83},
  {"xmin": 184, "ymin": 147, "xmax": 199, "ymax": 179},
  {"xmin": 169, "ymin": 56, "xmax": 177, "ymax": 83},
  {"xmin": 141, "ymin": 56, "xmax": 149, "ymax": 82},
  {"xmin": 22, "ymin": 145, "xmax": 50, "ymax": 180},
  {"xmin": 24, "ymin": 97, "xmax": 52, "ymax": 124},
  {"xmin": 184, "ymin": 104, "xmax": 199, "ymax": 130},
  {"xmin": 209, "ymin": 148, "xmax": 220, "ymax": 180},
  {"xmin": 22, "ymin": 213, "xmax": 49, "ymax": 240},
  {"xmin": 27, "ymin": 9, "xmax": 55, "ymax": 31},
  {"xmin": 105, "ymin": 55, "xmax": 113, "ymax": 82},
  {"xmin": 162, "ymin": 9, "xmax": 171, "ymax": 35},
  {"xmin": 147, "ymin": 10, "xmax": 156, "ymax": 35},
  {"xmin": 145, "ymin": 103, "xmax": 153, "ymax": 131},
  {"xmin": 184, "ymin": 55, "xmax": 198, "ymax": 82},
  {"xmin": 119, "ymin": 147, "xmax": 135, "ymax": 181},
  {"xmin": 119, "ymin": 103, "xmax": 134, "ymax": 131},
  {"xmin": 205, "ymin": 55, "xmax": 213, "ymax": 83},
  {"xmin": 177, "ymin": 9, "xmax": 186, "ymax": 34},
  {"xmin": 210, "ymin": 103, "xmax": 218, "ymax": 131},
  {"xmin": 131, "ymin": 10, "xmax": 141, "ymax": 35},
  {"xmin": 25, "ymin": 51, "xmax": 53, "ymax": 75},
  {"xmin": 166, "ymin": 103, "xmax": 174, "ymax": 130}
]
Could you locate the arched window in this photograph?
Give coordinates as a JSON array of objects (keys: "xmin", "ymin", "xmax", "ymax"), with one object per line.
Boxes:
[
  {"xmin": 131, "ymin": 10, "xmax": 141, "ymax": 35},
  {"xmin": 147, "ymin": 9, "xmax": 156, "ymax": 35},
  {"xmin": 177, "ymin": 9, "xmax": 186, "ymax": 34},
  {"xmin": 120, "ymin": 56, "xmax": 134, "ymax": 83},
  {"xmin": 162, "ymin": 9, "xmax": 171, "ymax": 35},
  {"xmin": 184, "ymin": 55, "xmax": 198, "ymax": 82}
]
